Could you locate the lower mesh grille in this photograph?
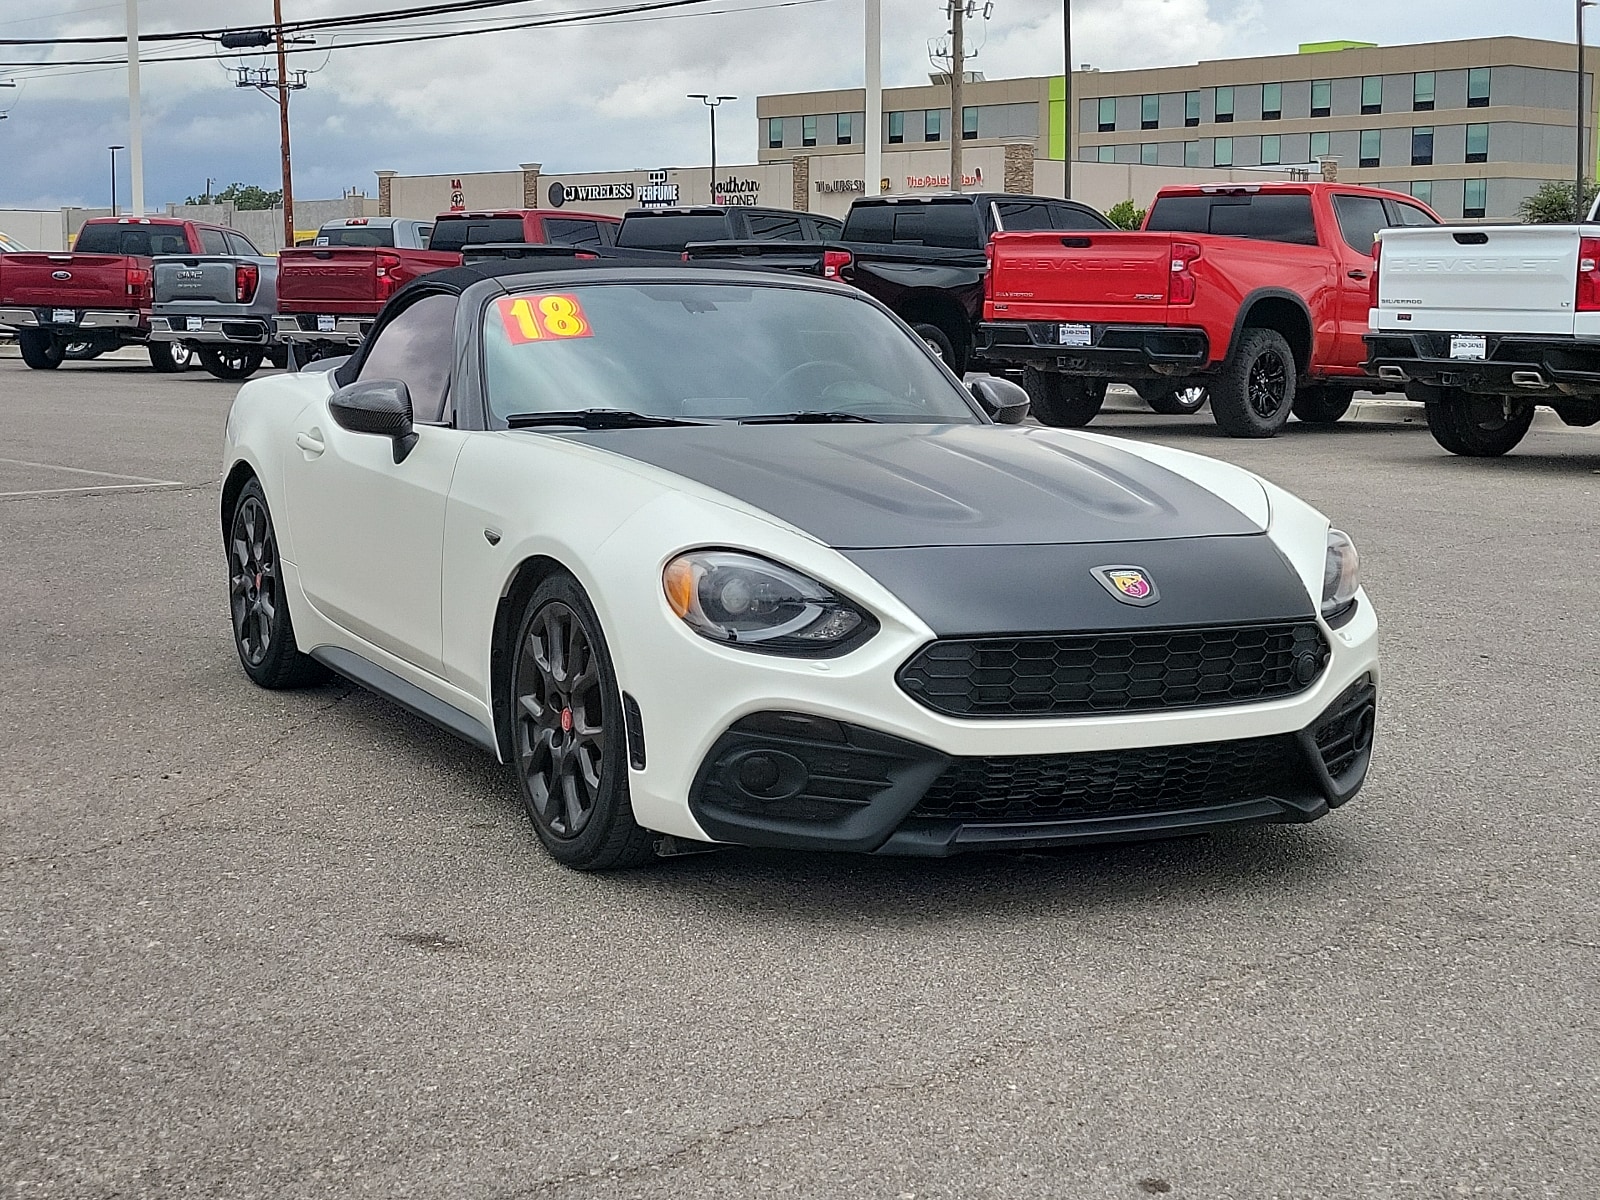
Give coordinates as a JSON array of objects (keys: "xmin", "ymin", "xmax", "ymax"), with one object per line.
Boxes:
[{"xmin": 915, "ymin": 735, "xmax": 1306, "ymax": 823}]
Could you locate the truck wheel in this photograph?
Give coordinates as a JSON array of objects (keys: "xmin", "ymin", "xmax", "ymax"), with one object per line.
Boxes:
[
  {"xmin": 199, "ymin": 346, "xmax": 266, "ymax": 381},
  {"xmin": 1023, "ymin": 368, "xmax": 1106, "ymax": 428},
  {"xmin": 148, "ymin": 341, "xmax": 189, "ymax": 373},
  {"xmin": 1424, "ymin": 390, "xmax": 1535, "ymax": 457},
  {"xmin": 1135, "ymin": 381, "xmax": 1209, "ymax": 414},
  {"xmin": 912, "ymin": 323, "xmax": 963, "ymax": 373},
  {"xmin": 1291, "ymin": 386, "xmax": 1354, "ymax": 424},
  {"xmin": 1211, "ymin": 328, "xmax": 1296, "ymax": 438},
  {"xmin": 63, "ymin": 340, "xmax": 104, "ymax": 361},
  {"xmin": 17, "ymin": 330, "xmax": 65, "ymax": 370}
]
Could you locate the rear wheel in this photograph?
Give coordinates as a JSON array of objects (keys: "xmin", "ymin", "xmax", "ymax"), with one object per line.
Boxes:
[
  {"xmin": 1424, "ymin": 389, "xmax": 1535, "ymax": 457},
  {"xmin": 199, "ymin": 346, "xmax": 266, "ymax": 381},
  {"xmin": 1211, "ymin": 327, "xmax": 1296, "ymax": 438},
  {"xmin": 1023, "ymin": 368, "xmax": 1106, "ymax": 428},
  {"xmin": 911, "ymin": 322, "xmax": 962, "ymax": 373},
  {"xmin": 1291, "ymin": 386, "xmax": 1355, "ymax": 425},
  {"xmin": 17, "ymin": 330, "xmax": 64, "ymax": 370},
  {"xmin": 1135, "ymin": 381, "xmax": 1209, "ymax": 415}
]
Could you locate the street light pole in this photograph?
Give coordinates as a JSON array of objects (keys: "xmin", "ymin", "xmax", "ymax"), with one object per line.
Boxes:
[
  {"xmin": 688, "ymin": 94, "xmax": 736, "ymax": 201},
  {"xmin": 109, "ymin": 145, "xmax": 125, "ymax": 216}
]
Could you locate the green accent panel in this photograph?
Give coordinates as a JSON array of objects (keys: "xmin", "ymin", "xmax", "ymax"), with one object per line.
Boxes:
[
  {"xmin": 1298, "ymin": 39, "xmax": 1377, "ymax": 54},
  {"xmin": 1048, "ymin": 75, "xmax": 1066, "ymax": 160}
]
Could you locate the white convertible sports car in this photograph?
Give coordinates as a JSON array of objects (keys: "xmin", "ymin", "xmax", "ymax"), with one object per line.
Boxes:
[{"xmin": 221, "ymin": 258, "xmax": 1377, "ymax": 870}]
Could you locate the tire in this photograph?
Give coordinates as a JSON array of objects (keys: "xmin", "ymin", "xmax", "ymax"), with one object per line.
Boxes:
[
  {"xmin": 510, "ymin": 573, "xmax": 656, "ymax": 871},
  {"xmin": 1023, "ymin": 368, "xmax": 1106, "ymax": 428},
  {"xmin": 1211, "ymin": 327, "xmax": 1297, "ymax": 438},
  {"xmin": 199, "ymin": 346, "xmax": 266, "ymax": 381},
  {"xmin": 148, "ymin": 340, "xmax": 187, "ymax": 372},
  {"xmin": 1135, "ymin": 381, "xmax": 1209, "ymax": 415},
  {"xmin": 911, "ymin": 322, "xmax": 962, "ymax": 373},
  {"xmin": 63, "ymin": 340, "xmax": 104, "ymax": 361},
  {"xmin": 17, "ymin": 329, "xmax": 64, "ymax": 370},
  {"xmin": 1423, "ymin": 389, "xmax": 1535, "ymax": 457},
  {"xmin": 227, "ymin": 479, "xmax": 326, "ymax": 689},
  {"xmin": 1292, "ymin": 386, "xmax": 1354, "ymax": 424}
]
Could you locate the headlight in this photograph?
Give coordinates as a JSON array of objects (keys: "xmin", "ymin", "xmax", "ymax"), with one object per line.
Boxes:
[
  {"xmin": 662, "ymin": 551, "xmax": 877, "ymax": 656},
  {"xmin": 1322, "ymin": 529, "xmax": 1360, "ymax": 619}
]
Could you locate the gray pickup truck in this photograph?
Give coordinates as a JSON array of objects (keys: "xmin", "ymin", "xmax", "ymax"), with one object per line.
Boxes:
[{"xmin": 149, "ymin": 227, "xmax": 282, "ymax": 380}]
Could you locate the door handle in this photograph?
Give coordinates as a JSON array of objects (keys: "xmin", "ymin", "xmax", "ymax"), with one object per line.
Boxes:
[
  {"xmin": 295, "ymin": 429, "xmax": 325, "ymax": 456},
  {"xmin": 1347, "ymin": 269, "xmax": 1369, "ymax": 280}
]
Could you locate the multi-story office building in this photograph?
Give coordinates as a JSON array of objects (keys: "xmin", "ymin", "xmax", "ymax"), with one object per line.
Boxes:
[{"xmin": 756, "ymin": 36, "xmax": 1594, "ymax": 219}]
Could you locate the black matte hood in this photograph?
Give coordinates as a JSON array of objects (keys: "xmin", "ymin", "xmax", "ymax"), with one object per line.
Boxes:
[{"xmin": 562, "ymin": 423, "xmax": 1263, "ymax": 550}]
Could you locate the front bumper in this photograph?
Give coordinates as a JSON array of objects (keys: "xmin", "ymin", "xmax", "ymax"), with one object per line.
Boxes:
[
  {"xmin": 0, "ymin": 307, "xmax": 144, "ymax": 332},
  {"xmin": 151, "ymin": 315, "xmax": 274, "ymax": 345},
  {"xmin": 977, "ymin": 320, "xmax": 1212, "ymax": 380},
  {"xmin": 685, "ymin": 676, "xmax": 1376, "ymax": 856},
  {"xmin": 1366, "ymin": 331, "xmax": 1600, "ymax": 398},
  {"xmin": 274, "ymin": 313, "xmax": 372, "ymax": 346}
]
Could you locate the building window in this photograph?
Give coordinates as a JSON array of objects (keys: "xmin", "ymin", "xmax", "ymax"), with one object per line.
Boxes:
[
  {"xmin": 1464, "ymin": 177, "xmax": 1487, "ymax": 218},
  {"xmin": 1361, "ymin": 75, "xmax": 1382, "ymax": 115},
  {"xmin": 962, "ymin": 105, "xmax": 978, "ymax": 140},
  {"xmin": 1214, "ymin": 136, "xmax": 1233, "ymax": 166},
  {"xmin": 1215, "ymin": 86, "xmax": 1234, "ymax": 123},
  {"xmin": 888, "ymin": 110, "xmax": 904, "ymax": 144},
  {"xmin": 802, "ymin": 114, "xmax": 816, "ymax": 147},
  {"xmin": 1411, "ymin": 127, "xmax": 1433, "ymax": 166},
  {"xmin": 1468, "ymin": 68, "xmax": 1491, "ymax": 107},
  {"xmin": 1413, "ymin": 72, "xmax": 1435, "ymax": 111},
  {"xmin": 925, "ymin": 109, "xmax": 942, "ymax": 141},
  {"xmin": 1360, "ymin": 129, "xmax": 1381, "ymax": 168},
  {"xmin": 836, "ymin": 112, "xmax": 852, "ymax": 145},
  {"xmin": 1466, "ymin": 123, "xmax": 1489, "ymax": 163},
  {"xmin": 1261, "ymin": 134, "xmax": 1281, "ymax": 165},
  {"xmin": 1141, "ymin": 94, "xmax": 1159, "ymax": 130},
  {"xmin": 766, "ymin": 117, "xmax": 783, "ymax": 149},
  {"xmin": 1310, "ymin": 131, "xmax": 1330, "ymax": 160},
  {"xmin": 1097, "ymin": 145, "xmax": 1116, "ymax": 163},
  {"xmin": 1141, "ymin": 142, "xmax": 1159, "ymax": 165},
  {"xmin": 1098, "ymin": 97, "xmax": 1116, "ymax": 132},
  {"xmin": 1185, "ymin": 90, "xmax": 1200, "ymax": 126},
  {"xmin": 1411, "ymin": 180, "xmax": 1433, "ymax": 206},
  {"xmin": 1184, "ymin": 140, "xmax": 1200, "ymax": 167},
  {"xmin": 1262, "ymin": 83, "xmax": 1282, "ymax": 121},
  {"xmin": 1311, "ymin": 78, "xmax": 1331, "ymax": 118}
]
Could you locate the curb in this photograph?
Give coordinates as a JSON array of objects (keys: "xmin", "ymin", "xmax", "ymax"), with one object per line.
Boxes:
[{"xmin": 1344, "ymin": 396, "xmax": 1570, "ymax": 431}]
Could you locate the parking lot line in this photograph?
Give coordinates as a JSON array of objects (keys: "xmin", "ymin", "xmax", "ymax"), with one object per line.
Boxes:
[
  {"xmin": 0, "ymin": 456, "xmax": 182, "ymax": 484},
  {"xmin": 0, "ymin": 482, "xmax": 190, "ymax": 498}
]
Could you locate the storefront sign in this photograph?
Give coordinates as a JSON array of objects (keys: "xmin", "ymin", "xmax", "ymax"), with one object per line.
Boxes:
[
  {"xmin": 639, "ymin": 170, "xmax": 680, "ymax": 208},
  {"xmin": 546, "ymin": 181, "xmax": 636, "ymax": 208},
  {"xmin": 714, "ymin": 177, "xmax": 761, "ymax": 206},
  {"xmin": 449, "ymin": 177, "xmax": 465, "ymax": 211},
  {"xmin": 904, "ymin": 167, "xmax": 984, "ymax": 190},
  {"xmin": 814, "ymin": 179, "xmax": 865, "ymax": 194}
]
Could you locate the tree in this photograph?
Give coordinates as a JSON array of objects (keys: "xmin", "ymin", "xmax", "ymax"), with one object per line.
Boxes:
[
  {"xmin": 1106, "ymin": 200, "xmax": 1147, "ymax": 231},
  {"xmin": 183, "ymin": 182, "xmax": 283, "ymax": 210},
  {"xmin": 1517, "ymin": 180, "xmax": 1598, "ymax": 224}
]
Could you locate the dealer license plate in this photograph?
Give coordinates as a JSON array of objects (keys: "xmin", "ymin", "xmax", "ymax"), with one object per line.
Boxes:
[
  {"xmin": 316, "ymin": 315, "xmax": 336, "ymax": 333},
  {"xmin": 50, "ymin": 308, "xmax": 76, "ymax": 325},
  {"xmin": 186, "ymin": 317, "xmax": 205, "ymax": 332},
  {"xmin": 1058, "ymin": 323, "xmax": 1092, "ymax": 347},
  {"xmin": 1449, "ymin": 335, "xmax": 1487, "ymax": 360}
]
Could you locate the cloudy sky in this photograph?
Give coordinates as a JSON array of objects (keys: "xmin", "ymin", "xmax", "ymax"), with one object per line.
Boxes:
[{"xmin": 0, "ymin": 0, "xmax": 1582, "ymax": 210}]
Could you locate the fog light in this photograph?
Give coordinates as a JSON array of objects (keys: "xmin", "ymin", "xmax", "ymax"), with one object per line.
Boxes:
[
  {"xmin": 726, "ymin": 750, "xmax": 808, "ymax": 802},
  {"xmin": 1352, "ymin": 706, "xmax": 1375, "ymax": 753}
]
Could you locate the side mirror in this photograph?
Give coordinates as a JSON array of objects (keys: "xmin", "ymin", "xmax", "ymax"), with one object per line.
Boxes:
[
  {"xmin": 329, "ymin": 378, "xmax": 417, "ymax": 463},
  {"xmin": 970, "ymin": 377, "xmax": 1031, "ymax": 425}
]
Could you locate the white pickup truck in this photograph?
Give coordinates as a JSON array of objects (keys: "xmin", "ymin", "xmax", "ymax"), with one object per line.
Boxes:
[{"xmin": 1365, "ymin": 199, "xmax": 1600, "ymax": 456}]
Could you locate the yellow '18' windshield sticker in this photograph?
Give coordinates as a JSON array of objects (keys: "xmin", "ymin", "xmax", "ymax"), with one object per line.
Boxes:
[{"xmin": 495, "ymin": 293, "xmax": 594, "ymax": 345}]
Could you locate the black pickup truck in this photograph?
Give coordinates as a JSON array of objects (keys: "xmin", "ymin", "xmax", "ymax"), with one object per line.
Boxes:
[{"xmin": 686, "ymin": 192, "xmax": 1113, "ymax": 373}]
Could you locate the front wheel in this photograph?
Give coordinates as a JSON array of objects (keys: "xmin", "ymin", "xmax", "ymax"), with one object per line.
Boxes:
[
  {"xmin": 227, "ymin": 479, "xmax": 325, "ymax": 688},
  {"xmin": 149, "ymin": 340, "xmax": 191, "ymax": 372},
  {"xmin": 17, "ymin": 330, "xmax": 64, "ymax": 370},
  {"xmin": 63, "ymin": 340, "xmax": 105, "ymax": 361},
  {"xmin": 1135, "ymin": 381, "xmax": 1209, "ymax": 415},
  {"xmin": 1023, "ymin": 368, "xmax": 1106, "ymax": 428},
  {"xmin": 911, "ymin": 322, "xmax": 962, "ymax": 373},
  {"xmin": 199, "ymin": 346, "xmax": 266, "ymax": 381},
  {"xmin": 1211, "ymin": 328, "xmax": 1296, "ymax": 438},
  {"xmin": 1424, "ymin": 389, "xmax": 1535, "ymax": 457},
  {"xmin": 511, "ymin": 574, "xmax": 655, "ymax": 871}
]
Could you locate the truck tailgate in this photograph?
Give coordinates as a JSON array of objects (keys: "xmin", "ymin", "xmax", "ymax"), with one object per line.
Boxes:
[
  {"xmin": 986, "ymin": 231, "xmax": 1175, "ymax": 324},
  {"xmin": 0, "ymin": 253, "xmax": 134, "ymax": 309},
  {"xmin": 154, "ymin": 256, "xmax": 241, "ymax": 305},
  {"xmin": 1374, "ymin": 225, "xmax": 1581, "ymax": 336},
  {"xmin": 277, "ymin": 248, "xmax": 385, "ymax": 312}
]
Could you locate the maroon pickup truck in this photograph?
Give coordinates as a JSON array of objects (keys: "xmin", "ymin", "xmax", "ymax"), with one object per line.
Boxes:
[
  {"xmin": 274, "ymin": 209, "xmax": 619, "ymax": 366},
  {"xmin": 0, "ymin": 216, "xmax": 234, "ymax": 371}
]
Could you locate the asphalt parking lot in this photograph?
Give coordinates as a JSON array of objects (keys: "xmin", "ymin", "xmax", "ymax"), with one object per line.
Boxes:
[{"xmin": 3, "ymin": 353, "xmax": 1598, "ymax": 1199}]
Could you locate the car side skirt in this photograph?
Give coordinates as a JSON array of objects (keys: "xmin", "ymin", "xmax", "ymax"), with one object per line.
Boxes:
[{"xmin": 311, "ymin": 646, "xmax": 499, "ymax": 755}]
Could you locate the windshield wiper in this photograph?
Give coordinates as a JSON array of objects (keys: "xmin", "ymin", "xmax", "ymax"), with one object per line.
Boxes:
[
  {"xmin": 738, "ymin": 411, "xmax": 881, "ymax": 424},
  {"xmin": 504, "ymin": 409, "xmax": 710, "ymax": 430}
]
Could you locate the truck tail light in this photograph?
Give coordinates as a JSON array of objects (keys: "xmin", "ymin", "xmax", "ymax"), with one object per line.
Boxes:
[
  {"xmin": 235, "ymin": 262, "xmax": 259, "ymax": 304},
  {"xmin": 374, "ymin": 252, "xmax": 403, "ymax": 301},
  {"xmin": 1168, "ymin": 241, "xmax": 1201, "ymax": 305},
  {"xmin": 1578, "ymin": 238, "xmax": 1600, "ymax": 312},
  {"xmin": 822, "ymin": 249, "xmax": 852, "ymax": 280},
  {"xmin": 125, "ymin": 265, "xmax": 151, "ymax": 302},
  {"xmin": 1369, "ymin": 239, "xmax": 1382, "ymax": 311}
]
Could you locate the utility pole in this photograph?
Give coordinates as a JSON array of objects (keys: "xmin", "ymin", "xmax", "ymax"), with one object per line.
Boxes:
[
  {"xmin": 1062, "ymin": 0, "xmax": 1072, "ymax": 197},
  {"xmin": 949, "ymin": 0, "xmax": 965, "ymax": 192},
  {"xmin": 275, "ymin": 0, "xmax": 295, "ymax": 246},
  {"xmin": 126, "ymin": 0, "xmax": 144, "ymax": 215},
  {"xmin": 865, "ymin": 0, "xmax": 882, "ymax": 198},
  {"xmin": 1581, "ymin": 0, "xmax": 1595, "ymax": 219}
]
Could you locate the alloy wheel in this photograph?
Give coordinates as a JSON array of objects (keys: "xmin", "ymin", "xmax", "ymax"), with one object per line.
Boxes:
[
  {"xmin": 1247, "ymin": 353, "xmax": 1288, "ymax": 418},
  {"xmin": 515, "ymin": 601, "xmax": 606, "ymax": 840},
  {"xmin": 229, "ymin": 495, "xmax": 278, "ymax": 666}
]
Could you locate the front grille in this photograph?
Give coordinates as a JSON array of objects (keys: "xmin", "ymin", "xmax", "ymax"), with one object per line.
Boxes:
[
  {"xmin": 898, "ymin": 623, "xmax": 1328, "ymax": 719},
  {"xmin": 915, "ymin": 735, "xmax": 1306, "ymax": 823}
]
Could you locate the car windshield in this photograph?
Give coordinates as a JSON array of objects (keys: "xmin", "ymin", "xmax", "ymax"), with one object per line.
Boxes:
[{"xmin": 483, "ymin": 281, "xmax": 980, "ymax": 425}]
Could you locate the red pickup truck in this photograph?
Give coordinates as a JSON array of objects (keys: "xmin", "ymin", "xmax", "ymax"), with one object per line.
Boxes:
[
  {"xmin": 0, "ymin": 216, "xmax": 234, "ymax": 371},
  {"xmin": 977, "ymin": 182, "xmax": 1440, "ymax": 436},
  {"xmin": 275, "ymin": 209, "xmax": 619, "ymax": 365}
]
